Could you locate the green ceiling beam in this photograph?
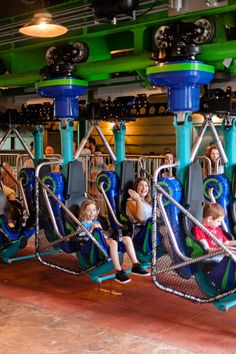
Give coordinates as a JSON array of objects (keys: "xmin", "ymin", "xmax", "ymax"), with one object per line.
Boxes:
[
  {"xmin": 0, "ymin": 53, "xmax": 153, "ymax": 87},
  {"xmin": 0, "ymin": 71, "xmax": 41, "ymax": 87},
  {"xmin": 0, "ymin": 1, "xmax": 236, "ymax": 89}
]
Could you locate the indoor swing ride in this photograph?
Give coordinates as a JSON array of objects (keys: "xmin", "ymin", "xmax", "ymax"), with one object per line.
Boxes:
[{"xmin": 0, "ymin": 0, "xmax": 236, "ymax": 312}]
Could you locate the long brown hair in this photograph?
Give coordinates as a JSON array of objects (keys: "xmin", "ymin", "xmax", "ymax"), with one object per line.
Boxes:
[
  {"xmin": 204, "ymin": 145, "xmax": 220, "ymax": 176},
  {"xmin": 134, "ymin": 177, "xmax": 151, "ymax": 204}
]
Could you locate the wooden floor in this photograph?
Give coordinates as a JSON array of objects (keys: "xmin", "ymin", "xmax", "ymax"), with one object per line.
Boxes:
[{"xmin": 0, "ymin": 243, "xmax": 235, "ymax": 354}]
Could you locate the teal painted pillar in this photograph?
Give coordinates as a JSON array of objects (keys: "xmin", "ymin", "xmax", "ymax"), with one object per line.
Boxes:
[
  {"xmin": 33, "ymin": 125, "xmax": 44, "ymax": 165},
  {"xmin": 174, "ymin": 113, "xmax": 192, "ymax": 185},
  {"xmin": 113, "ymin": 123, "xmax": 126, "ymax": 177},
  {"xmin": 223, "ymin": 118, "xmax": 236, "ymax": 181},
  {"xmin": 60, "ymin": 119, "xmax": 74, "ymax": 177}
]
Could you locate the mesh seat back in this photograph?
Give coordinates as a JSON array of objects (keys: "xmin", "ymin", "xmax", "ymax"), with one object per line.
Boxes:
[
  {"xmin": 183, "ymin": 163, "xmax": 205, "ymax": 238},
  {"xmin": 120, "ymin": 160, "xmax": 136, "ymax": 217},
  {"xmin": 65, "ymin": 160, "xmax": 86, "ymax": 210}
]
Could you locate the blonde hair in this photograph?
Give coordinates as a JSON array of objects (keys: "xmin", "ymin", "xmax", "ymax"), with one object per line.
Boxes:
[
  {"xmin": 134, "ymin": 177, "xmax": 151, "ymax": 204},
  {"xmin": 203, "ymin": 202, "xmax": 225, "ymax": 220},
  {"xmin": 79, "ymin": 199, "xmax": 99, "ymax": 221}
]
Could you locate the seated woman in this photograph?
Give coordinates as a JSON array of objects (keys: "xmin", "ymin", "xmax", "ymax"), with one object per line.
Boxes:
[
  {"xmin": 126, "ymin": 177, "xmax": 152, "ymax": 222},
  {"xmin": 204, "ymin": 145, "xmax": 224, "ymax": 177}
]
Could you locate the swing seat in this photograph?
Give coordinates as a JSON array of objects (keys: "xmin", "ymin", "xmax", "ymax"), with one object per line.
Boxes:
[
  {"xmin": 76, "ymin": 228, "xmax": 109, "ymax": 268},
  {"xmin": 155, "ymin": 165, "xmax": 236, "ymax": 307},
  {"xmin": 37, "ymin": 170, "xmax": 112, "ymax": 279},
  {"xmin": 96, "ymin": 164, "xmax": 161, "ymax": 264},
  {"xmin": 158, "ymin": 176, "xmax": 194, "ymax": 279}
]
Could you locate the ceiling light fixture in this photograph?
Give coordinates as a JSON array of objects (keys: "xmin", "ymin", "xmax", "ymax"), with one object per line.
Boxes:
[{"xmin": 19, "ymin": 11, "xmax": 68, "ymax": 38}]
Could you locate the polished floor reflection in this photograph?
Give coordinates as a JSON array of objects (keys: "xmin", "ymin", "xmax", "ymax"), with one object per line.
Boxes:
[{"xmin": 0, "ymin": 244, "xmax": 235, "ymax": 354}]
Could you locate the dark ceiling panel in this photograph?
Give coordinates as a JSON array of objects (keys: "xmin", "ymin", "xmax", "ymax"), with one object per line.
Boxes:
[{"xmin": 0, "ymin": 0, "xmax": 67, "ymax": 19}]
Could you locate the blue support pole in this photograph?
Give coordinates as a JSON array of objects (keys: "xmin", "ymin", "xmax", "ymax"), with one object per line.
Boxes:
[
  {"xmin": 113, "ymin": 123, "xmax": 126, "ymax": 178},
  {"xmin": 60, "ymin": 119, "xmax": 74, "ymax": 177},
  {"xmin": 36, "ymin": 77, "xmax": 88, "ymax": 172},
  {"xmin": 223, "ymin": 118, "xmax": 236, "ymax": 181},
  {"xmin": 33, "ymin": 125, "xmax": 44, "ymax": 165},
  {"xmin": 174, "ymin": 113, "xmax": 192, "ymax": 185}
]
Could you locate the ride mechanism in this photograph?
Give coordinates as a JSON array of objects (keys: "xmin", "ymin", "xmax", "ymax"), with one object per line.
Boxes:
[
  {"xmin": 147, "ymin": 20, "xmax": 215, "ymax": 183},
  {"xmin": 36, "ymin": 42, "xmax": 89, "ymax": 170},
  {"xmin": 34, "ymin": 43, "xmax": 120, "ymax": 283},
  {"xmin": 145, "ymin": 21, "xmax": 236, "ymax": 311},
  {"xmin": 13, "ymin": 12, "xmax": 236, "ymax": 308}
]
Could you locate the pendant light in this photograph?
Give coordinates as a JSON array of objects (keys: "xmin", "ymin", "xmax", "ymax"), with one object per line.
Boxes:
[{"xmin": 19, "ymin": 11, "xmax": 68, "ymax": 38}]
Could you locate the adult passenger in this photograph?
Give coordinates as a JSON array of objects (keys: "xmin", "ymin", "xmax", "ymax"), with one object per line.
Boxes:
[
  {"xmin": 126, "ymin": 177, "xmax": 152, "ymax": 222},
  {"xmin": 204, "ymin": 145, "xmax": 224, "ymax": 177},
  {"xmin": 161, "ymin": 149, "xmax": 176, "ymax": 177},
  {"xmin": 85, "ymin": 137, "xmax": 98, "ymax": 154}
]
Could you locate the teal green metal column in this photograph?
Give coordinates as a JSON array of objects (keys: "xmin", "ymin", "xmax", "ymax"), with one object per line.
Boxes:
[
  {"xmin": 223, "ymin": 118, "xmax": 236, "ymax": 181},
  {"xmin": 60, "ymin": 119, "xmax": 74, "ymax": 177},
  {"xmin": 113, "ymin": 123, "xmax": 126, "ymax": 178},
  {"xmin": 174, "ymin": 113, "xmax": 192, "ymax": 185},
  {"xmin": 33, "ymin": 125, "xmax": 44, "ymax": 165}
]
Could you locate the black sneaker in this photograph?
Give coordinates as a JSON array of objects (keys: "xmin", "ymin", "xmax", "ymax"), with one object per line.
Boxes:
[
  {"xmin": 131, "ymin": 263, "xmax": 150, "ymax": 276},
  {"xmin": 115, "ymin": 270, "xmax": 131, "ymax": 284}
]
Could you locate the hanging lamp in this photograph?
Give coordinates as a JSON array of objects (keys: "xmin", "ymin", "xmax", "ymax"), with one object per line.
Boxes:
[{"xmin": 19, "ymin": 11, "xmax": 68, "ymax": 38}]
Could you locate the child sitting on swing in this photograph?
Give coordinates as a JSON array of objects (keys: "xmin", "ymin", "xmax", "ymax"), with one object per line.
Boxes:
[
  {"xmin": 79, "ymin": 199, "xmax": 149, "ymax": 284},
  {"xmin": 194, "ymin": 202, "xmax": 236, "ymax": 258}
]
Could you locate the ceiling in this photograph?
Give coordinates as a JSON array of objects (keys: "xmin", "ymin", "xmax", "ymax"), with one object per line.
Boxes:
[{"xmin": 0, "ymin": 0, "xmax": 67, "ymax": 19}]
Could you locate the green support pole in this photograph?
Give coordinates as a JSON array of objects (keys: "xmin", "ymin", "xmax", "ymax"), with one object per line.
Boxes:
[
  {"xmin": 113, "ymin": 123, "xmax": 126, "ymax": 178},
  {"xmin": 174, "ymin": 113, "xmax": 192, "ymax": 185},
  {"xmin": 60, "ymin": 119, "xmax": 74, "ymax": 177},
  {"xmin": 33, "ymin": 125, "xmax": 44, "ymax": 165},
  {"xmin": 223, "ymin": 118, "xmax": 236, "ymax": 181}
]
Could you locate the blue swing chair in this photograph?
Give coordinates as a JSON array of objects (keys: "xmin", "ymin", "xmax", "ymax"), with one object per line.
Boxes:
[
  {"xmin": 36, "ymin": 160, "xmax": 122, "ymax": 283},
  {"xmin": 0, "ymin": 168, "xmax": 35, "ymax": 263}
]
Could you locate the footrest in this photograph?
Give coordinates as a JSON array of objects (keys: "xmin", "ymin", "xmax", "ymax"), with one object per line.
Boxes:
[{"xmin": 213, "ymin": 293, "xmax": 236, "ymax": 312}]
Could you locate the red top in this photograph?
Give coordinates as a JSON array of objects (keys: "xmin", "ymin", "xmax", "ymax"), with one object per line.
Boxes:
[{"xmin": 194, "ymin": 225, "xmax": 228, "ymax": 249}]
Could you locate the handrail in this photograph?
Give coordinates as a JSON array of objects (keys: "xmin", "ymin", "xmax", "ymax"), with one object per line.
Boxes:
[
  {"xmin": 195, "ymin": 155, "xmax": 212, "ymax": 176},
  {"xmin": 157, "ymin": 193, "xmax": 190, "ymax": 261},
  {"xmin": 18, "ymin": 177, "xmax": 30, "ymax": 218},
  {"xmin": 153, "ymin": 162, "xmax": 179, "ymax": 183},
  {"xmin": 99, "ymin": 181, "xmax": 123, "ymax": 227}
]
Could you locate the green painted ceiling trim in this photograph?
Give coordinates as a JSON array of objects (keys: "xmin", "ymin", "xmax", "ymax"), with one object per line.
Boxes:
[
  {"xmin": 146, "ymin": 62, "xmax": 215, "ymax": 75},
  {"xmin": 74, "ymin": 53, "xmax": 153, "ymax": 78},
  {"xmin": 198, "ymin": 39, "xmax": 236, "ymax": 62},
  {"xmin": 36, "ymin": 78, "xmax": 88, "ymax": 88},
  {"xmin": 0, "ymin": 53, "xmax": 153, "ymax": 87},
  {"xmin": 0, "ymin": 71, "xmax": 41, "ymax": 87}
]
